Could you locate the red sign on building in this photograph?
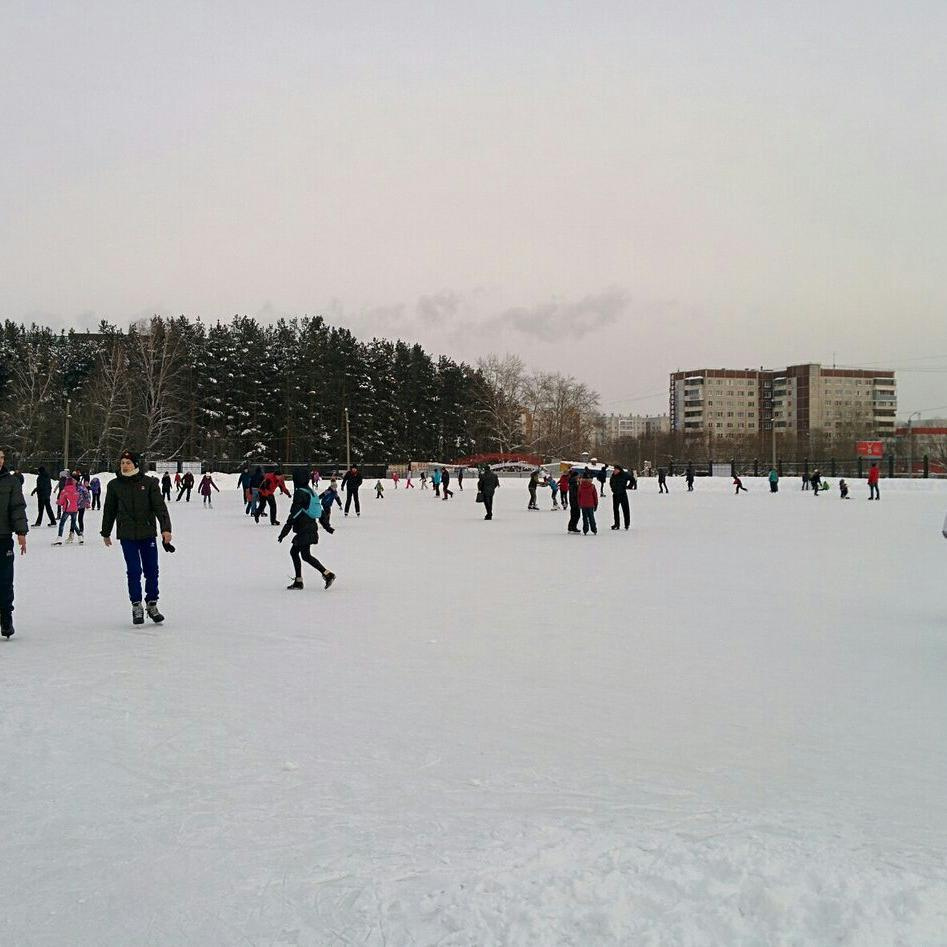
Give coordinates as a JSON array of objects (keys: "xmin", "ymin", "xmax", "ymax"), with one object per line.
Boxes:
[{"xmin": 856, "ymin": 440, "xmax": 884, "ymax": 458}]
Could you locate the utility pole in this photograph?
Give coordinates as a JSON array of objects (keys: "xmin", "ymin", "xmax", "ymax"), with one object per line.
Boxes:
[
  {"xmin": 344, "ymin": 407, "xmax": 351, "ymax": 469},
  {"xmin": 907, "ymin": 410, "xmax": 921, "ymax": 479},
  {"xmin": 63, "ymin": 397, "xmax": 72, "ymax": 471},
  {"xmin": 771, "ymin": 422, "xmax": 776, "ymax": 468}
]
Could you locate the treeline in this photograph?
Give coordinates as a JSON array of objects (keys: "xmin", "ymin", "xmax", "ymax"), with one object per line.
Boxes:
[{"xmin": 0, "ymin": 316, "xmax": 601, "ymax": 470}]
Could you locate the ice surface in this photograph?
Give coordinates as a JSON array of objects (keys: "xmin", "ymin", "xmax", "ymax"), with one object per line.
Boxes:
[{"xmin": 3, "ymin": 475, "xmax": 947, "ymax": 944}]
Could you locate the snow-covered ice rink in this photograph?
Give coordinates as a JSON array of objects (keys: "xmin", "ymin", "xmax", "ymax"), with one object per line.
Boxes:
[{"xmin": 4, "ymin": 474, "xmax": 947, "ymax": 945}]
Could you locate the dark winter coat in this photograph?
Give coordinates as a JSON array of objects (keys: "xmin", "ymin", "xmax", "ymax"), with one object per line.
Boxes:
[
  {"xmin": 237, "ymin": 470, "xmax": 252, "ymax": 491},
  {"xmin": 278, "ymin": 488, "xmax": 320, "ymax": 544},
  {"xmin": 442, "ymin": 469, "xmax": 450, "ymax": 487},
  {"xmin": 0, "ymin": 468, "xmax": 29, "ymax": 537},
  {"xmin": 685, "ymin": 465, "xmax": 695, "ymax": 483},
  {"xmin": 101, "ymin": 471, "xmax": 172, "ymax": 541},
  {"xmin": 250, "ymin": 468, "xmax": 265, "ymax": 489},
  {"xmin": 320, "ymin": 487, "xmax": 341, "ymax": 511},
  {"xmin": 182, "ymin": 472, "xmax": 195, "ymax": 489},
  {"xmin": 477, "ymin": 470, "xmax": 500, "ymax": 496},
  {"xmin": 609, "ymin": 470, "xmax": 632, "ymax": 495},
  {"xmin": 32, "ymin": 467, "xmax": 52, "ymax": 498},
  {"xmin": 597, "ymin": 467, "xmax": 607, "ymax": 486},
  {"xmin": 567, "ymin": 472, "xmax": 580, "ymax": 506},
  {"xmin": 341, "ymin": 469, "xmax": 363, "ymax": 493}
]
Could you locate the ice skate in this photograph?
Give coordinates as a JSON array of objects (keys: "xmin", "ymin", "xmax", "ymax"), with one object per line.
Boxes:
[
  {"xmin": 146, "ymin": 601, "xmax": 164, "ymax": 624},
  {"xmin": 286, "ymin": 577, "xmax": 304, "ymax": 590},
  {"xmin": 323, "ymin": 571, "xmax": 336, "ymax": 590}
]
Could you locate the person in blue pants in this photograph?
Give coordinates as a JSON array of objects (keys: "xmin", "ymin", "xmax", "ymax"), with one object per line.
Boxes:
[{"xmin": 101, "ymin": 450, "xmax": 173, "ymax": 626}]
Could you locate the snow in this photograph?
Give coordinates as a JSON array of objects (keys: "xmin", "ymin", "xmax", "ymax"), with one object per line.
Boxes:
[{"xmin": 4, "ymin": 475, "xmax": 947, "ymax": 944}]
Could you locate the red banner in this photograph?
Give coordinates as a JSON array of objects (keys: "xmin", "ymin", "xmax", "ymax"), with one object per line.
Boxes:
[{"xmin": 856, "ymin": 440, "xmax": 884, "ymax": 457}]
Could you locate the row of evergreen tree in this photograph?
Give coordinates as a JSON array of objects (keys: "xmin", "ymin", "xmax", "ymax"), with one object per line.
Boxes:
[{"xmin": 0, "ymin": 316, "xmax": 494, "ymax": 470}]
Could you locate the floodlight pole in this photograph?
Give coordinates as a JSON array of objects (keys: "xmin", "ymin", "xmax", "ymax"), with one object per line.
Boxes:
[{"xmin": 344, "ymin": 407, "xmax": 351, "ymax": 469}]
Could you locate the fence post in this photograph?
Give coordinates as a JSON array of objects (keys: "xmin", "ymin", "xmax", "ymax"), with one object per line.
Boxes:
[
  {"xmin": 804, "ymin": 457, "xmax": 809, "ymax": 480},
  {"xmin": 858, "ymin": 456, "xmax": 863, "ymax": 479},
  {"xmin": 830, "ymin": 457, "xmax": 836, "ymax": 478},
  {"xmin": 669, "ymin": 459, "xmax": 675, "ymax": 476},
  {"xmin": 888, "ymin": 454, "xmax": 895, "ymax": 479},
  {"xmin": 708, "ymin": 457, "xmax": 713, "ymax": 476},
  {"xmin": 730, "ymin": 457, "xmax": 735, "ymax": 477},
  {"xmin": 924, "ymin": 454, "xmax": 929, "ymax": 479},
  {"xmin": 753, "ymin": 458, "xmax": 759, "ymax": 477},
  {"xmin": 778, "ymin": 458, "xmax": 783, "ymax": 477}
]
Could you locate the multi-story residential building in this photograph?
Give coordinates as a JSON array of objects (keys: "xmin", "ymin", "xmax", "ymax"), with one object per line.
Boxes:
[
  {"xmin": 669, "ymin": 365, "xmax": 896, "ymax": 437},
  {"xmin": 596, "ymin": 413, "xmax": 670, "ymax": 445}
]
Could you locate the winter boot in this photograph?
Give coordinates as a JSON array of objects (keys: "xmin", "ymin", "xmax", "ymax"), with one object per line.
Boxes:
[
  {"xmin": 1, "ymin": 612, "xmax": 14, "ymax": 639},
  {"xmin": 323, "ymin": 571, "xmax": 336, "ymax": 590},
  {"xmin": 52, "ymin": 539, "xmax": 63, "ymax": 546},
  {"xmin": 66, "ymin": 533, "xmax": 74, "ymax": 544},
  {"xmin": 286, "ymin": 577, "xmax": 304, "ymax": 590},
  {"xmin": 132, "ymin": 601, "xmax": 145, "ymax": 625},
  {"xmin": 146, "ymin": 601, "xmax": 164, "ymax": 624},
  {"xmin": 78, "ymin": 535, "xmax": 84, "ymax": 544}
]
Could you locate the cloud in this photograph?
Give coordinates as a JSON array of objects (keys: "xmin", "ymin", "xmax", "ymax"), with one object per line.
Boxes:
[
  {"xmin": 416, "ymin": 292, "xmax": 461, "ymax": 324},
  {"xmin": 488, "ymin": 288, "xmax": 630, "ymax": 341}
]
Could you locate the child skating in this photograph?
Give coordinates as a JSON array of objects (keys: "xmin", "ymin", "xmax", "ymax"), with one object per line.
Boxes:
[{"xmin": 375, "ymin": 480, "xmax": 385, "ymax": 499}]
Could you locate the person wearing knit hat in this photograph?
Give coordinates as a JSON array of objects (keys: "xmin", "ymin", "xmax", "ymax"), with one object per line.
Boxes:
[{"xmin": 101, "ymin": 450, "xmax": 173, "ymax": 626}]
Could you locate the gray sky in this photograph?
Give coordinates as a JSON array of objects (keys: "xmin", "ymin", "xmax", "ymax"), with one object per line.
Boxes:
[{"xmin": 3, "ymin": 1, "xmax": 946, "ymax": 417}]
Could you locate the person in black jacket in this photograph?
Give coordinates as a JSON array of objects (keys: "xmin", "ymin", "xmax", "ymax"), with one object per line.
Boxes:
[
  {"xmin": 609, "ymin": 465, "xmax": 633, "ymax": 530},
  {"xmin": 441, "ymin": 467, "xmax": 453, "ymax": 500},
  {"xmin": 597, "ymin": 465, "xmax": 608, "ymax": 497},
  {"xmin": 567, "ymin": 468, "xmax": 582, "ymax": 533},
  {"xmin": 477, "ymin": 465, "xmax": 500, "ymax": 520},
  {"xmin": 31, "ymin": 465, "xmax": 56, "ymax": 526},
  {"xmin": 341, "ymin": 465, "xmax": 363, "ymax": 517},
  {"xmin": 176, "ymin": 470, "xmax": 194, "ymax": 502},
  {"xmin": 160, "ymin": 471, "xmax": 172, "ymax": 502},
  {"xmin": 279, "ymin": 467, "xmax": 336, "ymax": 591},
  {"xmin": 101, "ymin": 450, "xmax": 173, "ymax": 626},
  {"xmin": 685, "ymin": 462, "xmax": 695, "ymax": 492},
  {"xmin": 0, "ymin": 450, "xmax": 29, "ymax": 638}
]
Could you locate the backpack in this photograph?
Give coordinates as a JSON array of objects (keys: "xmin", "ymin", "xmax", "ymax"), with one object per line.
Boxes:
[{"xmin": 292, "ymin": 487, "xmax": 322, "ymax": 521}]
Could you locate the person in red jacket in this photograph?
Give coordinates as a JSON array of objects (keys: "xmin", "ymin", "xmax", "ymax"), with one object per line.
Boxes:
[
  {"xmin": 558, "ymin": 472, "xmax": 570, "ymax": 513},
  {"xmin": 255, "ymin": 469, "xmax": 290, "ymax": 525},
  {"xmin": 868, "ymin": 462, "xmax": 880, "ymax": 500},
  {"xmin": 577, "ymin": 471, "xmax": 599, "ymax": 535}
]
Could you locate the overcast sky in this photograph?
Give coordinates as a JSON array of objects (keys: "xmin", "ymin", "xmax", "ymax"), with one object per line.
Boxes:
[{"xmin": 2, "ymin": 1, "xmax": 946, "ymax": 417}]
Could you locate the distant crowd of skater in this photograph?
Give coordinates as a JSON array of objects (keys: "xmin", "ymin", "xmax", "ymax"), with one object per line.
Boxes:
[{"xmin": 0, "ymin": 448, "xmax": 903, "ymax": 641}]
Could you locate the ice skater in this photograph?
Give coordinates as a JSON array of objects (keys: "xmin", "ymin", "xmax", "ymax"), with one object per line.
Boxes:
[
  {"xmin": 375, "ymin": 480, "xmax": 385, "ymax": 499},
  {"xmin": 868, "ymin": 462, "xmax": 880, "ymax": 500},
  {"xmin": 76, "ymin": 473, "xmax": 91, "ymax": 539},
  {"xmin": 176, "ymin": 470, "xmax": 194, "ymax": 502},
  {"xmin": 342, "ymin": 465, "xmax": 363, "ymax": 516},
  {"xmin": 89, "ymin": 475, "xmax": 102, "ymax": 510},
  {"xmin": 31, "ymin": 465, "xmax": 56, "ymax": 526},
  {"xmin": 768, "ymin": 467, "xmax": 779, "ymax": 493},
  {"xmin": 685, "ymin": 462, "xmax": 695, "ymax": 492},
  {"xmin": 658, "ymin": 467, "xmax": 669, "ymax": 494},
  {"xmin": 319, "ymin": 478, "xmax": 342, "ymax": 532},
  {"xmin": 53, "ymin": 474, "xmax": 80, "ymax": 545},
  {"xmin": 733, "ymin": 473, "xmax": 748, "ymax": 494},
  {"xmin": 527, "ymin": 470, "xmax": 540, "ymax": 510},
  {"xmin": 0, "ymin": 448, "xmax": 28, "ymax": 639},
  {"xmin": 839, "ymin": 479, "xmax": 850, "ymax": 499},
  {"xmin": 161, "ymin": 471, "xmax": 173, "ymax": 502},
  {"xmin": 101, "ymin": 449, "xmax": 173, "ymax": 626},
  {"xmin": 198, "ymin": 472, "xmax": 220, "ymax": 507},
  {"xmin": 477, "ymin": 464, "xmax": 500, "ymax": 520},
  {"xmin": 578, "ymin": 471, "xmax": 599, "ymax": 534},
  {"xmin": 609, "ymin": 465, "xmax": 632, "ymax": 530},
  {"xmin": 279, "ymin": 467, "xmax": 335, "ymax": 591},
  {"xmin": 441, "ymin": 467, "xmax": 453, "ymax": 499}
]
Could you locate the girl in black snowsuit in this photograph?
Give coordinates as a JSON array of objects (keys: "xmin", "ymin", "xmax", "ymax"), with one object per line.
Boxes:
[{"xmin": 278, "ymin": 468, "xmax": 336, "ymax": 590}]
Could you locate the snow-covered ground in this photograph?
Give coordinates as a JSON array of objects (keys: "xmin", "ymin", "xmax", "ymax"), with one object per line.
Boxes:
[{"xmin": 3, "ymin": 474, "xmax": 947, "ymax": 945}]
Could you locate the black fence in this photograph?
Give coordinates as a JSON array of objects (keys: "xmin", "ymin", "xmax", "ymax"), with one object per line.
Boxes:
[{"xmin": 657, "ymin": 456, "xmax": 940, "ymax": 478}]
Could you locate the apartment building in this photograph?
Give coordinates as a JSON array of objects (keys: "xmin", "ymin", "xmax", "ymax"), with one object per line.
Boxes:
[
  {"xmin": 669, "ymin": 365, "xmax": 896, "ymax": 437},
  {"xmin": 597, "ymin": 413, "xmax": 670, "ymax": 444}
]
